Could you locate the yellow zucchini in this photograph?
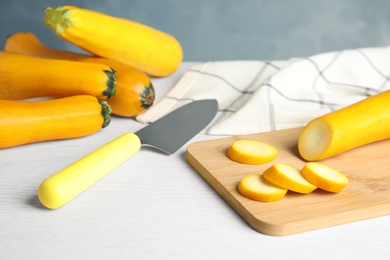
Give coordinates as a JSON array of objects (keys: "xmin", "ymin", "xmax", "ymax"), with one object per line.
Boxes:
[
  {"xmin": 43, "ymin": 6, "xmax": 183, "ymax": 77},
  {"xmin": 238, "ymin": 174, "xmax": 288, "ymax": 202},
  {"xmin": 227, "ymin": 139, "xmax": 278, "ymax": 165},
  {"xmin": 298, "ymin": 90, "xmax": 390, "ymax": 161},
  {"xmin": 263, "ymin": 163, "xmax": 317, "ymax": 194},
  {"xmin": 0, "ymin": 95, "xmax": 111, "ymax": 149},
  {"xmin": 300, "ymin": 162, "xmax": 349, "ymax": 193},
  {"xmin": 0, "ymin": 52, "xmax": 116, "ymax": 100},
  {"xmin": 5, "ymin": 32, "xmax": 155, "ymax": 117}
]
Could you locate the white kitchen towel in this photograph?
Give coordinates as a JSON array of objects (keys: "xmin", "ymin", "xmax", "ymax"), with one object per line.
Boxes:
[{"xmin": 136, "ymin": 46, "xmax": 390, "ymax": 136}]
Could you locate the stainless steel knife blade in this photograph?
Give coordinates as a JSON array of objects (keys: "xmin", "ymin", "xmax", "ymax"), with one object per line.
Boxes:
[
  {"xmin": 137, "ymin": 99, "xmax": 218, "ymax": 154},
  {"xmin": 37, "ymin": 99, "xmax": 218, "ymax": 209}
]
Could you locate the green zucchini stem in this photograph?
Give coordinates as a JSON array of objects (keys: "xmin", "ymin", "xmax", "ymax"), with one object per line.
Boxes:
[
  {"xmin": 43, "ymin": 7, "xmax": 72, "ymax": 35},
  {"xmin": 99, "ymin": 100, "xmax": 112, "ymax": 128},
  {"xmin": 103, "ymin": 68, "xmax": 117, "ymax": 99}
]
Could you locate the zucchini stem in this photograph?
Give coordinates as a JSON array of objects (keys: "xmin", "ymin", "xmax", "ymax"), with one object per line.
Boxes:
[
  {"xmin": 99, "ymin": 100, "xmax": 112, "ymax": 128},
  {"xmin": 103, "ymin": 68, "xmax": 117, "ymax": 98},
  {"xmin": 43, "ymin": 7, "xmax": 72, "ymax": 35}
]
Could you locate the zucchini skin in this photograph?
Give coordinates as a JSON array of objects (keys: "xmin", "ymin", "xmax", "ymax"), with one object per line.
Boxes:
[
  {"xmin": 298, "ymin": 89, "xmax": 390, "ymax": 161},
  {"xmin": 0, "ymin": 95, "xmax": 111, "ymax": 149},
  {"xmin": 4, "ymin": 32, "xmax": 155, "ymax": 117},
  {"xmin": 43, "ymin": 6, "xmax": 183, "ymax": 77},
  {"xmin": 0, "ymin": 52, "xmax": 116, "ymax": 100}
]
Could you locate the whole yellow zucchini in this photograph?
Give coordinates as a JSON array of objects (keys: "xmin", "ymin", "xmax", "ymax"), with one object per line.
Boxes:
[
  {"xmin": 298, "ymin": 90, "xmax": 390, "ymax": 161},
  {"xmin": 43, "ymin": 6, "xmax": 183, "ymax": 77},
  {"xmin": 5, "ymin": 32, "xmax": 155, "ymax": 117},
  {"xmin": 0, "ymin": 52, "xmax": 116, "ymax": 100},
  {"xmin": 0, "ymin": 95, "xmax": 111, "ymax": 149}
]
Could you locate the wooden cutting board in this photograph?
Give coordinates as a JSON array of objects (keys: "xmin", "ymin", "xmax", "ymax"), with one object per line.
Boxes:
[{"xmin": 186, "ymin": 127, "xmax": 390, "ymax": 236}]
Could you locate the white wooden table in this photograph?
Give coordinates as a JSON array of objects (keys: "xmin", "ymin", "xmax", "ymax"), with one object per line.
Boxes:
[{"xmin": 1, "ymin": 63, "xmax": 389, "ymax": 260}]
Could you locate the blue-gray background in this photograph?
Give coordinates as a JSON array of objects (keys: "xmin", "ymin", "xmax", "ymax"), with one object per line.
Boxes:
[{"xmin": 1, "ymin": 0, "xmax": 389, "ymax": 61}]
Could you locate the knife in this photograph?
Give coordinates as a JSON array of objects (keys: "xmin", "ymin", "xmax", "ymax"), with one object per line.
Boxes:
[{"xmin": 37, "ymin": 99, "xmax": 218, "ymax": 209}]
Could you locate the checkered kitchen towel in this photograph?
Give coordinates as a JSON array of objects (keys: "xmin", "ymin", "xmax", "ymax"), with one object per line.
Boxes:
[{"xmin": 137, "ymin": 46, "xmax": 390, "ymax": 136}]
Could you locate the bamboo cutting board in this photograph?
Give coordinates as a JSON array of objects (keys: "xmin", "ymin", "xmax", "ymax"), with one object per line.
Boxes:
[{"xmin": 186, "ymin": 127, "xmax": 390, "ymax": 236}]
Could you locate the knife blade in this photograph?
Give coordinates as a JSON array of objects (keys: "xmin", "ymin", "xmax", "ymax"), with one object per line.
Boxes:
[{"xmin": 37, "ymin": 99, "xmax": 218, "ymax": 209}]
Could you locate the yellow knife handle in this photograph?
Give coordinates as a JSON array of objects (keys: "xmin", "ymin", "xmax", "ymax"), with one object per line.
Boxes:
[{"xmin": 38, "ymin": 133, "xmax": 141, "ymax": 209}]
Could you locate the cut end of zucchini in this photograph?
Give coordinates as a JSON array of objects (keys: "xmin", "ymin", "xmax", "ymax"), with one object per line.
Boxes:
[
  {"xmin": 301, "ymin": 162, "xmax": 349, "ymax": 193},
  {"xmin": 238, "ymin": 174, "xmax": 287, "ymax": 202},
  {"xmin": 103, "ymin": 68, "xmax": 117, "ymax": 99},
  {"xmin": 263, "ymin": 163, "xmax": 317, "ymax": 194},
  {"xmin": 298, "ymin": 119, "xmax": 331, "ymax": 161},
  {"xmin": 43, "ymin": 7, "xmax": 73, "ymax": 35},
  {"xmin": 99, "ymin": 100, "xmax": 112, "ymax": 128},
  {"xmin": 227, "ymin": 139, "xmax": 278, "ymax": 165}
]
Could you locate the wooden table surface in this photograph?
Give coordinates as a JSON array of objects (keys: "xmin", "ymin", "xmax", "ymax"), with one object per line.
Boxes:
[{"xmin": 1, "ymin": 63, "xmax": 389, "ymax": 260}]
